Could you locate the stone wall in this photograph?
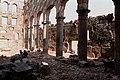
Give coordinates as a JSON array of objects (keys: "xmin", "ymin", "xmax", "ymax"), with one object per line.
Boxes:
[{"xmin": 0, "ymin": 0, "xmax": 24, "ymax": 55}]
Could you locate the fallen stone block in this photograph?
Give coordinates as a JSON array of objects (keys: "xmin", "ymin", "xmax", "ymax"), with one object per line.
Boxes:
[
  {"xmin": 59, "ymin": 58, "xmax": 70, "ymax": 64},
  {"xmin": 2, "ymin": 70, "xmax": 12, "ymax": 80},
  {"xmin": 78, "ymin": 61, "xmax": 90, "ymax": 68},
  {"xmin": 11, "ymin": 62, "xmax": 33, "ymax": 80},
  {"xmin": 0, "ymin": 62, "xmax": 16, "ymax": 70},
  {"xmin": 55, "ymin": 56, "xmax": 65, "ymax": 61},
  {"xmin": 12, "ymin": 62, "xmax": 32, "ymax": 72},
  {"xmin": 40, "ymin": 62, "xmax": 51, "ymax": 75},
  {"xmin": 93, "ymin": 61, "xmax": 104, "ymax": 67},
  {"xmin": 69, "ymin": 55, "xmax": 79, "ymax": 65}
]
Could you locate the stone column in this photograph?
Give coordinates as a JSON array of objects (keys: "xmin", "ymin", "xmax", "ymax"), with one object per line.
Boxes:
[
  {"xmin": 43, "ymin": 11, "xmax": 50, "ymax": 54},
  {"xmin": 68, "ymin": 38, "xmax": 72, "ymax": 53},
  {"xmin": 56, "ymin": 16, "xmax": 65, "ymax": 57},
  {"xmin": 25, "ymin": 24, "xmax": 29, "ymax": 49},
  {"xmin": 55, "ymin": 0, "xmax": 68, "ymax": 57},
  {"xmin": 76, "ymin": 1, "xmax": 90, "ymax": 60},
  {"xmin": 34, "ymin": 24, "xmax": 40, "ymax": 49},
  {"xmin": 112, "ymin": 0, "xmax": 120, "ymax": 75},
  {"xmin": 29, "ymin": 25, "xmax": 33, "ymax": 50}
]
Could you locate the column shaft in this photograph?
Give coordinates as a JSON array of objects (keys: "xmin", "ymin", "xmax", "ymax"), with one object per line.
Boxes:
[
  {"xmin": 25, "ymin": 26, "xmax": 28, "ymax": 49},
  {"xmin": 77, "ymin": 9, "xmax": 90, "ymax": 60},
  {"xmin": 43, "ymin": 21, "xmax": 49, "ymax": 54},
  {"xmin": 56, "ymin": 16, "xmax": 65, "ymax": 57},
  {"xmin": 29, "ymin": 26, "xmax": 32, "ymax": 50},
  {"xmin": 113, "ymin": 2, "xmax": 120, "ymax": 75},
  {"xmin": 68, "ymin": 39, "xmax": 72, "ymax": 52},
  {"xmin": 36, "ymin": 25, "xmax": 40, "ymax": 48}
]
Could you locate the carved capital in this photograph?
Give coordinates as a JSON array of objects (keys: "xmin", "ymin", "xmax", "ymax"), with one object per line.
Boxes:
[
  {"xmin": 25, "ymin": 26, "xmax": 28, "ymax": 29},
  {"xmin": 30, "ymin": 26, "xmax": 33, "ymax": 29},
  {"xmin": 76, "ymin": 9, "xmax": 90, "ymax": 14},
  {"xmin": 77, "ymin": 9, "xmax": 90, "ymax": 20},
  {"xmin": 56, "ymin": 16, "xmax": 65, "ymax": 19},
  {"xmin": 42, "ymin": 21, "xmax": 51, "ymax": 24},
  {"xmin": 33, "ymin": 24, "xmax": 40, "ymax": 27}
]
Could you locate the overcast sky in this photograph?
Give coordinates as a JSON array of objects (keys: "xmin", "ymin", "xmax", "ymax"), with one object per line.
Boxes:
[{"xmin": 48, "ymin": 0, "xmax": 114, "ymax": 24}]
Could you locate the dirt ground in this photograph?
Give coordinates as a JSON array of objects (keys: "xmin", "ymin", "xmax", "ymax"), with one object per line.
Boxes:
[
  {"xmin": 0, "ymin": 51, "xmax": 119, "ymax": 80},
  {"xmin": 28, "ymin": 51, "xmax": 119, "ymax": 80}
]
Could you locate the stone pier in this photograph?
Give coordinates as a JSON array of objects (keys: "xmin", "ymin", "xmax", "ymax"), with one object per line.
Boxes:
[{"xmin": 112, "ymin": 0, "xmax": 120, "ymax": 75}]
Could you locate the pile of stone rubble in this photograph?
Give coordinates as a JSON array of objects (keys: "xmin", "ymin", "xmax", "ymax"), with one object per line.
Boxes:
[{"xmin": 0, "ymin": 50, "xmax": 120, "ymax": 80}]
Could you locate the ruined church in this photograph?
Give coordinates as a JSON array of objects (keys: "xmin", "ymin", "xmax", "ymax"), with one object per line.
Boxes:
[{"xmin": 0, "ymin": 0, "xmax": 120, "ymax": 78}]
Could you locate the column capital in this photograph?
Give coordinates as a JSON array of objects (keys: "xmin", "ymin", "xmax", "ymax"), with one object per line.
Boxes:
[
  {"xmin": 42, "ymin": 21, "xmax": 51, "ymax": 25},
  {"xmin": 25, "ymin": 26, "xmax": 28, "ymax": 29},
  {"xmin": 112, "ymin": 0, "xmax": 120, "ymax": 5},
  {"xmin": 30, "ymin": 26, "xmax": 33, "ymax": 29},
  {"xmin": 56, "ymin": 16, "xmax": 65, "ymax": 19},
  {"xmin": 33, "ymin": 24, "xmax": 40, "ymax": 27},
  {"xmin": 76, "ymin": 9, "xmax": 90, "ymax": 14}
]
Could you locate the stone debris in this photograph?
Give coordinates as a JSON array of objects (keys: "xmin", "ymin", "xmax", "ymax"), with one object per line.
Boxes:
[
  {"xmin": 78, "ymin": 60, "xmax": 90, "ymax": 68},
  {"xmin": 10, "ymin": 50, "xmax": 28, "ymax": 63},
  {"xmin": 0, "ymin": 51, "xmax": 119, "ymax": 80},
  {"xmin": 39, "ymin": 62, "xmax": 51, "ymax": 75}
]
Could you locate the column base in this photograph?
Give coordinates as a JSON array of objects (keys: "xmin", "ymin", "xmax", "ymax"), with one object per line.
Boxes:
[
  {"xmin": 56, "ymin": 51, "xmax": 63, "ymax": 57},
  {"xmin": 43, "ymin": 49, "xmax": 48, "ymax": 54}
]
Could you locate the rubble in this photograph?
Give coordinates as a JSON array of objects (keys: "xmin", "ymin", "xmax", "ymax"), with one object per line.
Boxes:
[
  {"xmin": 10, "ymin": 50, "xmax": 28, "ymax": 63},
  {"xmin": 0, "ymin": 51, "xmax": 119, "ymax": 80}
]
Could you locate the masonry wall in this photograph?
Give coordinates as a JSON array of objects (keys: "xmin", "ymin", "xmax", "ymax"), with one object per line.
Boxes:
[{"xmin": 0, "ymin": 0, "xmax": 24, "ymax": 55}]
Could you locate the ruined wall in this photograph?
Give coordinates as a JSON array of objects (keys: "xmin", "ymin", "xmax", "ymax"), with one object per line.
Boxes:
[
  {"xmin": 88, "ymin": 14, "xmax": 115, "ymax": 58},
  {"xmin": 0, "ymin": 0, "xmax": 24, "ymax": 55},
  {"xmin": 48, "ymin": 21, "xmax": 78, "ymax": 51}
]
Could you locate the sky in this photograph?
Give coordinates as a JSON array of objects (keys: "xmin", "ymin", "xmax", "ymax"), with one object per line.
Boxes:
[{"xmin": 49, "ymin": 0, "xmax": 114, "ymax": 24}]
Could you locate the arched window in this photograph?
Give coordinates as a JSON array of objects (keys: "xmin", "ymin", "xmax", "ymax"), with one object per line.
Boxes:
[
  {"xmin": 12, "ymin": 4, "xmax": 17, "ymax": 13},
  {"xmin": 2, "ymin": 1, "xmax": 9, "ymax": 12},
  {"xmin": 15, "ymin": 32, "xmax": 19, "ymax": 41},
  {"xmin": 2, "ymin": 17, "xmax": 8, "ymax": 25},
  {"xmin": 12, "ymin": 18, "xmax": 17, "ymax": 25}
]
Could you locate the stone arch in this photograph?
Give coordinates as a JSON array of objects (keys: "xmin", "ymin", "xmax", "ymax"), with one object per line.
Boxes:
[
  {"xmin": 50, "ymin": 7, "xmax": 56, "ymax": 24},
  {"xmin": 30, "ymin": 16, "xmax": 34, "ymax": 24},
  {"xmin": 37, "ymin": 11, "xmax": 42, "ymax": 24}
]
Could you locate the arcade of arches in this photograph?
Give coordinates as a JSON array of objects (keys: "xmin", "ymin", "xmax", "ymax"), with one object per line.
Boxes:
[{"xmin": 23, "ymin": 0, "xmax": 120, "ymax": 75}]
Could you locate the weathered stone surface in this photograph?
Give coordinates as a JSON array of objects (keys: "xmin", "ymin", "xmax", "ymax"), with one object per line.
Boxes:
[
  {"xmin": 10, "ymin": 50, "xmax": 28, "ymax": 63},
  {"xmin": 0, "ymin": 0, "xmax": 24, "ymax": 55},
  {"xmin": 1, "ymin": 70, "xmax": 12, "ymax": 80},
  {"xmin": 77, "ymin": 61, "xmax": 90, "ymax": 68},
  {"xmin": 40, "ymin": 62, "xmax": 51, "ymax": 75},
  {"xmin": 69, "ymin": 55, "xmax": 79, "ymax": 64},
  {"xmin": 12, "ymin": 62, "xmax": 32, "ymax": 72},
  {"xmin": 11, "ymin": 62, "xmax": 33, "ymax": 80},
  {"xmin": 0, "ymin": 62, "xmax": 16, "ymax": 70}
]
